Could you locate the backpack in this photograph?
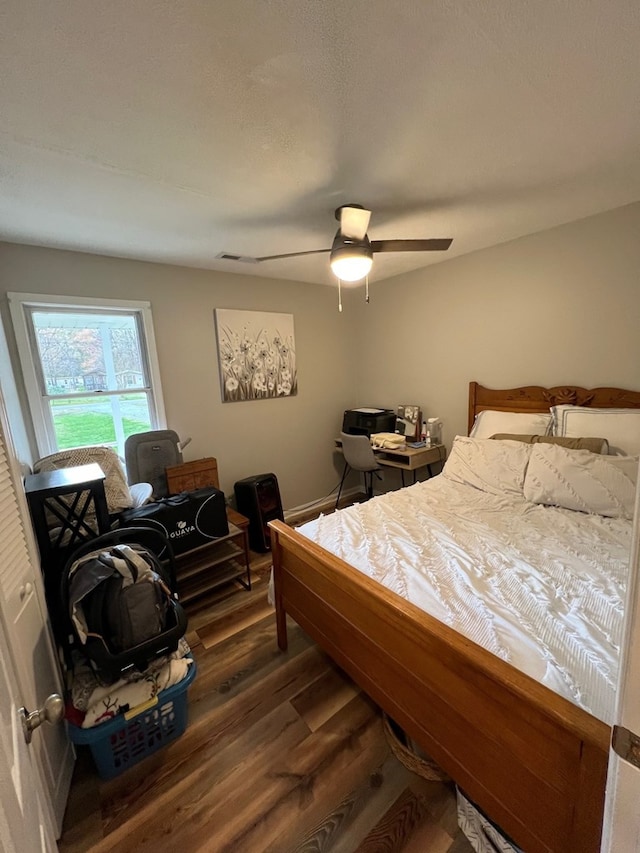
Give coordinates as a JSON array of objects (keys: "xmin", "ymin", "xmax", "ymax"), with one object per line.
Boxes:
[{"xmin": 67, "ymin": 543, "xmax": 186, "ymax": 680}]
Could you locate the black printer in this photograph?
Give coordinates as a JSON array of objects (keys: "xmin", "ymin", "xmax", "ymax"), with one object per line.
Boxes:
[{"xmin": 342, "ymin": 407, "xmax": 396, "ymax": 437}]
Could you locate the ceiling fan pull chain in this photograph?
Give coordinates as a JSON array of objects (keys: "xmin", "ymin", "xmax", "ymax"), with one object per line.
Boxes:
[
  {"xmin": 365, "ymin": 275, "xmax": 370, "ymax": 303},
  {"xmin": 338, "ymin": 278, "xmax": 343, "ymax": 312}
]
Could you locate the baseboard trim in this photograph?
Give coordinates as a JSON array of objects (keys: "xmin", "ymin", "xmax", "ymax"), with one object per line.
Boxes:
[{"xmin": 284, "ymin": 486, "xmax": 363, "ymax": 525}]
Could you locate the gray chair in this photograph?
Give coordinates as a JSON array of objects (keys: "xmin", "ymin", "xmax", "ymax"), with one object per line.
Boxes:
[
  {"xmin": 124, "ymin": 430, "xmax": 184, "ymax": 499},
  {"xmin": 336, "ymin": 432, "xmax": 382, "ymax": 508}
]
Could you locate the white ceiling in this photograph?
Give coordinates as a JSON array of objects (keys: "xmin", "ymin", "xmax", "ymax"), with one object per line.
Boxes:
[{"xmin": 2, "ymin": 1, "xmax": 640, "ymax": 286}]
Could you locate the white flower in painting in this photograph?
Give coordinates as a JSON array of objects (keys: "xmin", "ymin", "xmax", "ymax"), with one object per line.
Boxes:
[
  {"xmin": 254, "ymin": 372, "xmax": 267, "ymax": 391},
  {"xmin": 277, "ymin": 381, "xmax": 292, "ymax": 395},
  {"xmin": 267, "ymin": 378, "xmax": 275, "ymax": 391},
  {"xmin": 239, "ymin": 337, "xmax": 251, "ymax": 355},
  {"xmin": 221, "ymin": 349, "xmax": 235, "ymax": 368},
  {"xmin": 226, "ymin": 377, "xmax": 239, "ymax": 392},
  {"xmin": 281, "ymin": 369, "xmax": 291, "ymax": 382}
]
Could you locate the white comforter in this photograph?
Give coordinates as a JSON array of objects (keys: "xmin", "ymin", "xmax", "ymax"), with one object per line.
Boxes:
[{"xmin": 297, "ymin": 477, "xmax": 631, "ymax": 723}]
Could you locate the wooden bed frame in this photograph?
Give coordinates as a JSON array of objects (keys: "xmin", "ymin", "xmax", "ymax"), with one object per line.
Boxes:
[{"xmin": 270, "ymin": 382, "xmax": 640, "ymax": 853}]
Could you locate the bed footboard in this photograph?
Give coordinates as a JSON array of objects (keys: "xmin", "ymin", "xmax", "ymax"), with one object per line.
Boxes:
[{"xmin": 270, "ymin": 519, "xmax": 610, "ymax": 853}]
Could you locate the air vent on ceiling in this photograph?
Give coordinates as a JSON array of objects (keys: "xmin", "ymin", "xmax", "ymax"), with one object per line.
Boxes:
[{"xmin": 216, "ymin": 252, "xmax": 258, "ymax": 264}]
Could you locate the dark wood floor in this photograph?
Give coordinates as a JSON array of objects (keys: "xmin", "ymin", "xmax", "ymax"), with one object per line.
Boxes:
[{"xmin": 57, "ymin": 546, "xmax": 474, "ymax": 853}]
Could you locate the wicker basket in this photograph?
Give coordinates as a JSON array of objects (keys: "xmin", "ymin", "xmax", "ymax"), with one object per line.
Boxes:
[{"xmin": 382, "ymin": 713, "xmax": 450, "ymax": 782}]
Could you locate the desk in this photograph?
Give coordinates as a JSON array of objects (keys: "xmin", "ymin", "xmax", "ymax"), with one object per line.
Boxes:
[{"xmin": 335, "ymin": 439, "xmax": 446, "ymax": 485}]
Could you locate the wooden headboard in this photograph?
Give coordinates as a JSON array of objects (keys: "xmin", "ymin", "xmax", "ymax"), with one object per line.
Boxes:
[{"xmin": 468, "ymin": 382, "xmax": 640, "ymax": 435}]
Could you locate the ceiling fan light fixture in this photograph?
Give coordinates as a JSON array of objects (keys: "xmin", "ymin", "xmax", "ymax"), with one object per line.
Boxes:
[
  {"xmin": 240, "ymin": 203, "xmax": 452, "ymax": 280},
  {"xmin": 330, "ymin": 242, "xmax": 373, "ymax": 282}
]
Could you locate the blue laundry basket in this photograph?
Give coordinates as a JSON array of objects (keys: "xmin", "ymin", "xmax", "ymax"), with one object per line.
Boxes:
[{"xmin": 67, "ymin": 659, "xmax": 197, "ymax": 779}]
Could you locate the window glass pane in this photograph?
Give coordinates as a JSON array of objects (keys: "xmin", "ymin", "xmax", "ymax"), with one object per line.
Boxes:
[
  {"xmin": 10, "ymin": 293, "xmax": 164, "ymax": 459},
  {"xmin": 49, "ymin": 392, "xmax": 153, "ymax": 451},
  {"xmin": 31, "ymin": 310, "xmax": 146, "ymax": 396}
]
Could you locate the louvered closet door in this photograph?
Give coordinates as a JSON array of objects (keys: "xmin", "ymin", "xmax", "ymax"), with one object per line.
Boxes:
[
  {"xmin": 0, "ymin": 586, "xmax": 54, "ymax": 852},
  {"xmin": 0, "ymin": 395, "xmax": 73, "ymax": 837}
]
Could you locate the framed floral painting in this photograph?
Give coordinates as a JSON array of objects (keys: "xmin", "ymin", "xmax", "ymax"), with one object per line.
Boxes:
[{"xmin": 214, "ymin": 308, "xmax": 297, "ymax": 402}]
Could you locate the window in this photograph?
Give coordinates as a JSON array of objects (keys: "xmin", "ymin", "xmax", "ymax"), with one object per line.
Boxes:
[{"xmin": 9, "ymin": 294, "xmax": 166, "ymax": 458}]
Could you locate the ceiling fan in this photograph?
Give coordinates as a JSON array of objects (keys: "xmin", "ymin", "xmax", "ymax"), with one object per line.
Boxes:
[{"xmin": 222, "ymin": 204, "xmax": 453, "ymax": 283}]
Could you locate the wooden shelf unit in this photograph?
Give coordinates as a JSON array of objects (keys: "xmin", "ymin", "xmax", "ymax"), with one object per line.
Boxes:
[
  {"xmin": 174, "ymin": 520, "xmax": 251, "ymax": 605},
  {"xmin": 164, "ymin": 457, "xmax": 253, "ymax": 604}
]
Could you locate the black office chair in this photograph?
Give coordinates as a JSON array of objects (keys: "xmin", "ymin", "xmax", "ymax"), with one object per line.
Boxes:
[{"xmin": 336, "ymin": 432, "xmax": 382, "ymax": 509}]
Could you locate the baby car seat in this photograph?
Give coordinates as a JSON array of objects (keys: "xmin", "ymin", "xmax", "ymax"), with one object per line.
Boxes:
[{"xmin": 60, "ymin": 527, "xmax": 186, "ymax": 681}]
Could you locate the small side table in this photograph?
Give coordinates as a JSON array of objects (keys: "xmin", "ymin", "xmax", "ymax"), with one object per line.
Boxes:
[
  {"xmin": 25, "ymin": 463, "xmax": 111, "ymax": 621},
  {"xmin": 25, "ymin": 462, "xmax": 111, "ymax": 561},
  {"xmin": 226, "ymin": 506, "xmax": 250, "ymax": 536}
]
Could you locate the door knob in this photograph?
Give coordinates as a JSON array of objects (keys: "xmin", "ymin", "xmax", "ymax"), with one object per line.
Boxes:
[
  {"xmin": 19, "ymin": 581, "xmax": 33, "ymax": 599},
  {"xmin": 19, "ymin": 694, "xmax": 65, "ymax": 745}
]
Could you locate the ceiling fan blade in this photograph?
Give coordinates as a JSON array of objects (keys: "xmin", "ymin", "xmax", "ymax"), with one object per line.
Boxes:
[
  {"xmin": 255, "ymin": 248, "xmax": 331, "ymax": 262},
  {"xmin": 339, "ymin": 205, "xmax": 372, "ymax": 241},
  {"xmin": 371, "ymin": 238, "xmax": 453, "ymax": 253}
]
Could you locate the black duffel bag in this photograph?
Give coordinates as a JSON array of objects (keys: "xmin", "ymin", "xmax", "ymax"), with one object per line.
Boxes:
[{"xmin": 120, "ymin": 487, "xmax": 229, "ymax": 555}]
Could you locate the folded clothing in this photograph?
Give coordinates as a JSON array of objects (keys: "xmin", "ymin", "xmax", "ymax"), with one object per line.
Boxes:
[{"xmin": 70, "ymin": 637, "xmax": 192, "ymax": 728}]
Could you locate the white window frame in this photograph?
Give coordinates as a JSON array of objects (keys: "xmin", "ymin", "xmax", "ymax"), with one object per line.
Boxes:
[{"xmin": 8, "ymin": 292, "xmax": 167, "ymax": 457}]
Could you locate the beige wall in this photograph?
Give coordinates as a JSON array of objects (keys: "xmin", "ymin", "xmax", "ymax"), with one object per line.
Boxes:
[
  {"xmin": 352, "ymin": 202, "xmax": 640, "ymax": 448},
  {"xmin": 0, "ymin": 244, "xmax": 360, "ymax": 508},
  {"xmin": 2, "ymin": 201, "xmax": 639, "ymax": 508}
]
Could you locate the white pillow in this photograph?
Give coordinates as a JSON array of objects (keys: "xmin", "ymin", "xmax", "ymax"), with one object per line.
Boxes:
[
  {"xmin": 552, "ymin": 405, "xmax": 640, "ymax": 456},
  {"xmin": 470, "ymin": 410, "xmax": 552, "ymax": 440},
  {"xmin": 443, "ymin": 436, "xmax": 531, "ymax": 496},
  {"xmin": 523, "ymin": 443, "xmax": 638, "ymax": 519}
]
